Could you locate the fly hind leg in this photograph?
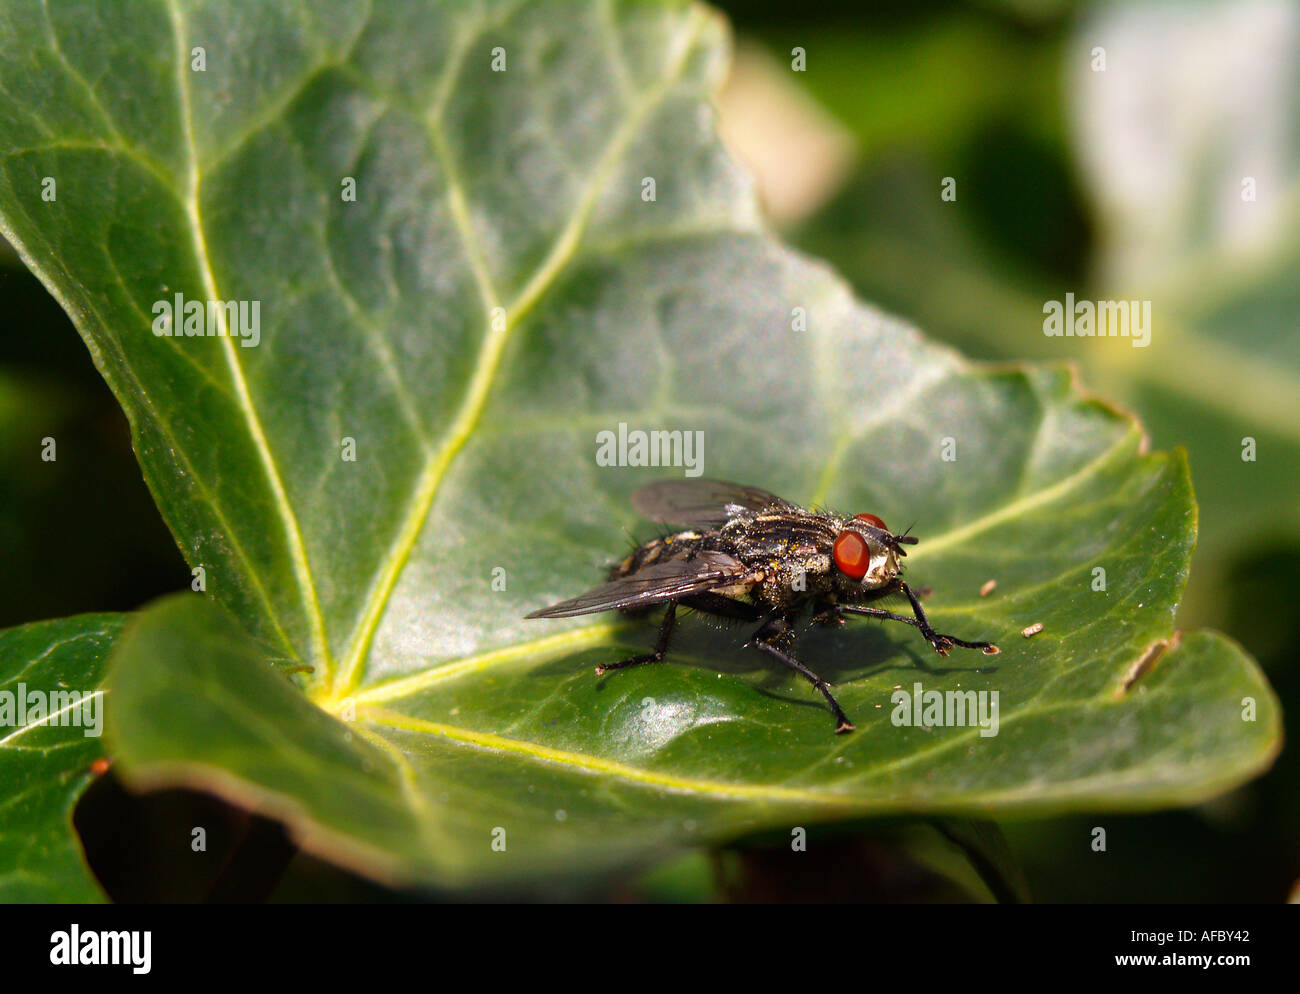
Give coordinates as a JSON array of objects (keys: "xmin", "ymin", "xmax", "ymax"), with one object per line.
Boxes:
[
  {"xmin": 749, "ymin": 616, "xmax": 855, "ymax": 733},
  {"xmin": 596, "ymin": 601, "xmax": 678, "ymax": 676}
]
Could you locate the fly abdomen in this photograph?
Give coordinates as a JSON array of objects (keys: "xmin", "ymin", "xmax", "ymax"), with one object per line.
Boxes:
[
  {"xmin": 607, "ymin": 529, "xmax": 712, "ymax": 618},
  {"xmin": 610, "ymin": 530, "xmax": 705, "ymax": 580}
]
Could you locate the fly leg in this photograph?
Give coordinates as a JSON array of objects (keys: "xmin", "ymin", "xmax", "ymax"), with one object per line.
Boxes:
[
  {"xmin": 749, "ymin": 616, "xmax": 855, "ymax": 733},
  {"xmin": 811, "ymin": 598, "xmax": 847, "ymax": 627},
  {"xmin": 841, "ymin": 582, "xmax": 999, "ymax": 657},
  {"xmin": 596, "ymin": 601, "xmax": 677, "ymax": 675}
]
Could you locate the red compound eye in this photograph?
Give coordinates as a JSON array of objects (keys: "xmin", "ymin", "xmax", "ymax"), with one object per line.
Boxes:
[
  {"xmin": 833, "ymin": 530, "xmax": 871, "ymax": 579},
  {"xmin": 853, "ymin": 512, "xmax": 888, "ymax": 531}
]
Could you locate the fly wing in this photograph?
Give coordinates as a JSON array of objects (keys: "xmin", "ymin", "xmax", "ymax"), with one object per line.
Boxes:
[
  {"xmin": 525, "ymin": 550, "xmax": 748, "ymax": 618},
  {"xmin": 630, "ymin": 479, "xmax": 793, "ymax": 528}
]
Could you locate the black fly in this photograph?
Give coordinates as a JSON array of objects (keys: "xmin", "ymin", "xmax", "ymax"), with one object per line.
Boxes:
[{"xmin": 525, "ymin": 480, "xmax": 999, "ymax": 733}]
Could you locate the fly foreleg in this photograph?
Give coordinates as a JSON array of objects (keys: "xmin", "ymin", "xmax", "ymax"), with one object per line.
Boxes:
[
  {"xmin": 596, "ymin": 601, "xmax": 678, "ymax": 675},
  {"xmin": 811, "ymin": 598, "xmax": 847, "ymax": 627},
  {"xmin": 749, "ymin": 616, "xmax": 855, "ymax": 733},
  {"xmin": 841, "ymin": 582, "xmax": 998, "ymax": 656}
]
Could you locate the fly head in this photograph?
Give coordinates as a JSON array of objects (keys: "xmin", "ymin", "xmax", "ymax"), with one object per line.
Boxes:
[{"xmin": 830, "ymin": 512, "xmax": 912, "ymax": 593}]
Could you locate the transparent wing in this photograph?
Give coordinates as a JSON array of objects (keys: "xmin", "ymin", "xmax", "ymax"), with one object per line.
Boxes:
[
  {"xmin": 525, "ymin": 550, "xmax": 748, "ymax": 618},
  {"xmin": 630, "ymin": 479, "xmax": 793, "ymax": 528}
]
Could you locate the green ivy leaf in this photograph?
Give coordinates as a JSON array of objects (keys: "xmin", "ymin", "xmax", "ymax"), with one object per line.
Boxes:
[
  {"xmin": 0, "ymin": 615, "xmax": 120, "ymax": 902},
  {"xmin": 0, "ymin": 0, "xmax": 1281, "ymax": 889}
]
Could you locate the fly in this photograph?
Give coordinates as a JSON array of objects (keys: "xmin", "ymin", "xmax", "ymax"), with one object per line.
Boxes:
[{"xmin": 525, "ymin": 479, "xmax": 999, "ymax": 733}]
